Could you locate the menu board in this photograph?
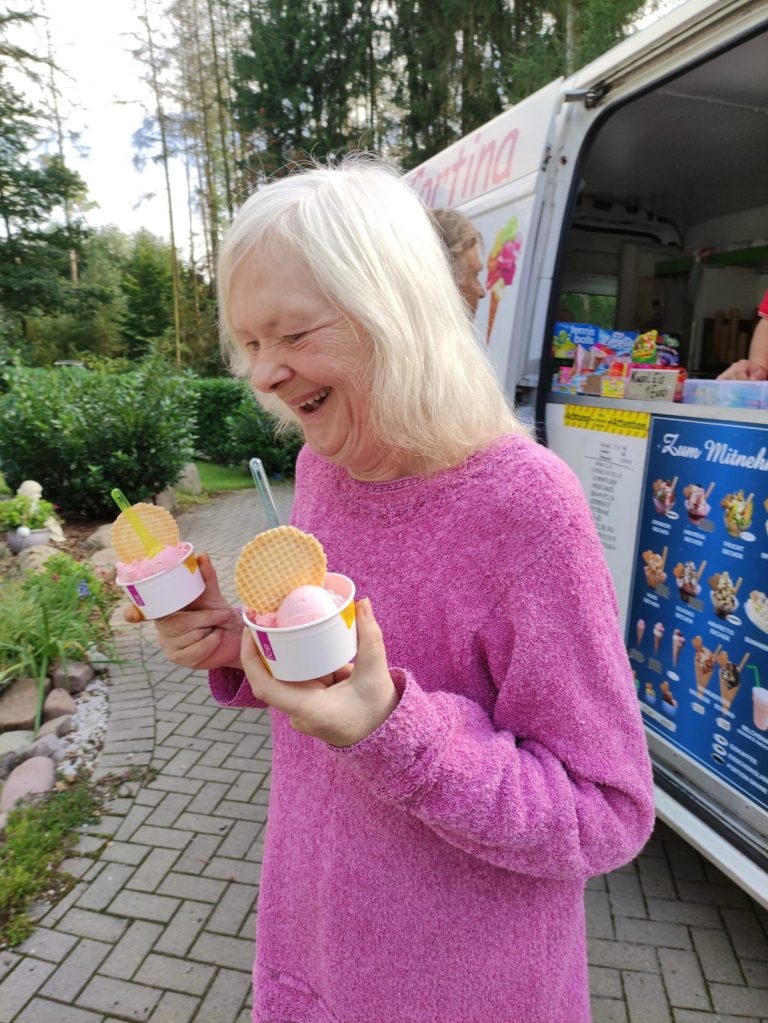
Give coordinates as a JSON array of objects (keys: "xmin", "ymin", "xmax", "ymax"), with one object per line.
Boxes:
[{"xmin": 626, "ymin": 415, "xmax": 768, "ymax": 814}]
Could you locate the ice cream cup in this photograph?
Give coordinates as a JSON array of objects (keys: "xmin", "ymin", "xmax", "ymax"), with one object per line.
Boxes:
[
  {"xmin": 242, "ymin": 572, "xmax": 357, "ymax": 683},
  {"xmin": 117, "ymin": 542, "xmax": 205, "ymax": 620}
]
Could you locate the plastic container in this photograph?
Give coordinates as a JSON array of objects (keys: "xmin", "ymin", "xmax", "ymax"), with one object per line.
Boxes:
[
  {"xmin": 242, "ymin": 573, "xmax": 357, "ymax": 682},
  {"xmin": 117, "ymin": 542, "xmax": 205, "ymax": 619}
]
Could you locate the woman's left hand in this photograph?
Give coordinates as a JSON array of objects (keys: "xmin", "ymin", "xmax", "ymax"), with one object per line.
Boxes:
[{"xmin": 240, "ymin": 597, "xmax": 400, "ymax": 747}]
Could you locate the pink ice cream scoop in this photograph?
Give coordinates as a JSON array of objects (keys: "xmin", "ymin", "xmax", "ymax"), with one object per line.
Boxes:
[
  {"xmin": 251, "ymin": 584, "xmax": 343, "ymax": 628},
  {"xmin": 116, "ymin": 542, "xmax": 191, "ymax": 583}
]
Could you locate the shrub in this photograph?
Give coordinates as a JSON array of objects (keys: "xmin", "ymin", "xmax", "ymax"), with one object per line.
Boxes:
[
  {"xmin": 0, "ymin": 359, "xmax": 196, "ymax": 518},
  {"xmin": 190, "ymin": 375, "xmax": 303, "ymax": 475},
  {"xmin": 0, "ymin": 494, "xmax": 57, "ymax": 531}
]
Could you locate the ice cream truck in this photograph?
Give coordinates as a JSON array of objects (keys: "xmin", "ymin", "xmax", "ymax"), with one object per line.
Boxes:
[{"xmin": 406, "ymin": 0, "xmax": 768, "ymax": 905}]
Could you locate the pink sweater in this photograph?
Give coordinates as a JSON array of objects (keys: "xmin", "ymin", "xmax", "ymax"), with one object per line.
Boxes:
[{"xmin": 210, "ymin": 435, "xmax": 655, "ymax": 1023}]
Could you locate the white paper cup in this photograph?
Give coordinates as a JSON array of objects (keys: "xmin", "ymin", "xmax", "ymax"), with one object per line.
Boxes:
[
  {"xmin": 242, "ymin": 572, "xmax": 357, "ymax": 682},
  {"xmin": 117, "ymin": 542, "xmax": 205, "ymax": 619}
]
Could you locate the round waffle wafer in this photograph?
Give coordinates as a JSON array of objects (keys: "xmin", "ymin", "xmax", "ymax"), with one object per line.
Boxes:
[
  {"xmin": 112, "ymin": 503, "xmax": 180, "ymax": 562},
  {"xmin": 235, "ymin": 525, "xmax": 327, "ymax": 613}
]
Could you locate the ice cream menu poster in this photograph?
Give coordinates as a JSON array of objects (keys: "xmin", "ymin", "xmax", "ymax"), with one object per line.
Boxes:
[{"xmin": 626, "ymin": 415, "xmax": 768, "ymax": 815}]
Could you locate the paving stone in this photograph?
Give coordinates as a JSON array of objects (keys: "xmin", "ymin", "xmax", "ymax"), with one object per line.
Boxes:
[
  {"xmin": 742, "ymin": 958, "xmax": 768, "ymax": 988},
  {"xmin": 608, "ymin": 873, "xmax": 647, "ymax": 919},
  {"xmin": 638, "ymin": 856, "xmax": 677, "ymax": 900},
  {"xmin": 125, "ymin": 849, "xmax": 181, "ymax": 893},
  {"xmin": 40, "ymin": 938, "xmax": 111, "ymax": 1002},
  {"xmin": 154, "ymin": 901, "xmax": 213, "ymax": 957},
  {"xmin": 78, "ymin": 974, "xmax": 162, "ymax": 1022},
  {"xmin": 615, "ymin": 917, "xmax": 692, "ymax": 950},
  {"xmin": 112, "ymin": 805, "xmax": 153, "ymax": 843},
  {"xmin": 145, "ymin": 792, "xmax": 194, "ymax": 827},
  {"xmin": 13, "ymin": 998, "xmax": 105, "ymax": 1023},
  {"xmin": 17, "ymin": 927, "xmax": 78, "ymax": 963},
  {"xmin": 174, "ymin": 811, "xmax": 233, "ymax": 835},
  {"xmin": 710, "ymin": 983, "xmax": 768, "ymax": 1016},
  {"xmin": 587, "ymin": 889, "xmax": 615, "ymax": 939},
  {"xmin": 216, "ymin": 800, "xmax": 269, "ymax": 823},
  {"xmin": 591, "ymin": 996, "xmax": 629, "ymax": 1022},
  {"xmin": 204, "ymin": 856, "xmax": 261, "ymax": 884},
  {"xmin": 0, "ymin": 953, "xmax": 20, "ymax": 983},
  {"xmin": 76, "ymin": 864, "xmax": 135, "ymax": 912},
  {"xmin": 676, "ymin": 882, "xmax": 750, "ymax": 909},
  {"xmin": 207, "ymin": 884, "xmax": 258, "ymax": 936},
  {"xmin": 188, "ymin": 932, "xmax": 254, "ymax": 972},
  {"xmin": 226, "ymin": 772, "xmax": 263, "ymax": 804},
  {"xmin": 129, "ymin": 825, "xmax": 193, "ymax": 850},
  {"xmin": 148, "ymin": 991, "xmax": 200, "ymax": 1023},
  {"xmin": 721, "ymin": 909, "xmax": 768, "ymax": 961},
  {"xmin": 648, "ymin": 897, "xmax": 721, "ymax": 929},
  {"xmin": 109, "ymin": 890, "xmax": 180, "ymax": 923},
  {"xmin": 0, "ymin": 958, "xmax": 55, "ymax": 1023},
  {"xmin": 187, "ymin": 765, "xmax": 240, "ymax": 784},
  {"xmin": 100, "ymin": 842, "xmax": 151, "ymax": 866},
  {"xmin": 101, "ymin": 921, "xmax": 164, "ymax": 980},
  {"xmin": 162, "ymin": 749, "xmax": 203, "ymax": 777},
  {"xmin": 157, "ymin": 872, "xmax": 227, "ymax": 903},
  {"xmin": 623, "ymin": 969, "xmax": 673, "ymax": 1022},
  {"xmin": 36, "ymin": 881, "xmax": 88, "ymax": 929},
  {"xmin": 185, "ymin": 781, "xmax": 230, "ymax": 815},
  {"xmin": 57, "ymin": 908, "xmax": 128, "ymax": 944},
  {"xmin": 173, "ymin": 833, "xmax": 222, "ymax": 873},
  {"xmin": 588, "ymin": 939, "xmax": 660, "ymax": 974},
  {"xmin": 134, "ymin": 953, "xmax": 215, "ymax": 996},
  {"xmin": 673, "ymin": 1012, "xmax": 763, "ymax": 1022},
  {"xmin": 663, "ymin": 841, "xmax": 708, "ymax": 884},
  {"xmin": 133, "ymin": 789, "xmax": 166, "ymax": 808},
  {"xmin": 590, "ymin": 966, "xmax": 624, "ymax": 999},
  {"xmin": 658, "ymin": 948, "xmax": 711, "ymax": 1010},
  {"xmin": 691, "ymin": 927, "xmax": 744, "ymax": 985},
  {"xmin": 193, "ymin": 967, "xmax": 252, "ymax": 1022},
  {"xmin": 216, "ymin": 820, "xmax": 262, "ymax": 860}
]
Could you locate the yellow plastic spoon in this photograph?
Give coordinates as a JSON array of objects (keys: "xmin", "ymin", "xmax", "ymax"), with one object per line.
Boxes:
[{"xmin": 111, "ymin": 488, "xmax": 164, "ymax": 557}]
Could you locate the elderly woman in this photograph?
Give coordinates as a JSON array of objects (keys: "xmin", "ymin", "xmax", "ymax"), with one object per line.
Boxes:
[{"xmin": 144, "ymin": 158, "xmax": 654, "ymax": 1023}]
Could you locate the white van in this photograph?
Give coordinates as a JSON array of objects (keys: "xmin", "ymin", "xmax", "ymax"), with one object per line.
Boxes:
[{"xmin": 407, "ymin": 0, "xmax": 768, "ymax": 906}]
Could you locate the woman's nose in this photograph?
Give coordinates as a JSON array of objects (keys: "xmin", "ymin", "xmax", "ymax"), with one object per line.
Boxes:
[{"xmin": 250, "ymin": 347, "xmax": 294, "ymax": 394}]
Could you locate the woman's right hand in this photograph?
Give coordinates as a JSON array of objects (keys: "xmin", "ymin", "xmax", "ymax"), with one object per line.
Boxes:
[{"xmin": 123, "ymin": 552, "xmax": 244, "ymax": 671}]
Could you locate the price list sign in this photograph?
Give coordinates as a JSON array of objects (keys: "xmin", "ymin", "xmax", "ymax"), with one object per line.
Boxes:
[{"xmin": 626, "ymin": 416, "xmax": 768, "ymax": 813}]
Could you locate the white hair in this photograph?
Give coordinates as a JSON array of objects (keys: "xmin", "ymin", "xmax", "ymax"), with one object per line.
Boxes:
[{"xmin": 217, "ymin": 156, "xmax": 528, "ymax": 473}]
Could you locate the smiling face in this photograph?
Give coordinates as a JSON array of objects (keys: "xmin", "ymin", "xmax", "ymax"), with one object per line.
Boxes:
[{"xmin": 228, "ymin": 240, "xmax": 411, "ymax": 481}]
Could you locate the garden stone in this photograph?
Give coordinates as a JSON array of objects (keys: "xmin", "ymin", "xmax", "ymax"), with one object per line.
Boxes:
[
  {"xmin": 18, "ymin": 733, "xmax": 66, "ymax": 765},
  {"xmin": 154, "ymin": 487, "xmax": 177, "ymax": 512},
  {"xmin": 0, "ymin": 677, "xmax": 40, "ymax": 733},
  {"xmin": 37, "ymin": 715, "xmax": 72, "ymax": 739},
  {"xmin": 85, "ymin": 522, "xmax": 114, "ymax": 550},
  {"xmin": 85, "ymin": 645, "xmax": 110, "ymax": 673},
  {"xmin": 89, "ymin": 546, "xmax": 117, "ymax": 582},
  {"xmin": 43, "ymin": 688, "xmax": 76, "ymax": 721},
  {"xmin": 17, "ymin": 543, "xmax": 58, "ymax": 572},
  {"xmin": 0, "ymin": 756, "xmax": 55, "ymax": 812},
  {"xmin": 177, "ymin": 462, "xmax": 203, "ymax": 495},
  {"xmin": 0, "ymin": 730, "xmax": 35, "ymax": 779},
  {"xmin": 52, "ymin": 659, "xmax": 94, "ymax": 694}
]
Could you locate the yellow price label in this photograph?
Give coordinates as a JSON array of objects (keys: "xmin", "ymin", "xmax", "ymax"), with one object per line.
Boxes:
[{"xmin": 564, "ymin": 404, "xmax": 650, "ymax": 438}]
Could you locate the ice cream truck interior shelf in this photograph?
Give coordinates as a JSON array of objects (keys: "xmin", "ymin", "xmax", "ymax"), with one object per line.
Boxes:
[{"xmin": 406, "ymin": 0, "xmax": 768, "ymax": 902}]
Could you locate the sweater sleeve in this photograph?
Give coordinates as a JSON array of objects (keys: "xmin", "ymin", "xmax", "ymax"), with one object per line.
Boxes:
[
  {"xmin": 209, "ymin": 666, "xmax": 265, "ymax": 709},
  {"xmin": 336, "ymin": 463, "xmax": 655, "ymax": 882}
]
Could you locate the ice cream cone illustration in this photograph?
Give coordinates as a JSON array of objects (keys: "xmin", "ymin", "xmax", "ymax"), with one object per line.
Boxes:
[
  {"xmin": 653, "ymin": 622, "xmax": 664, "ymax": 657},
  {"xmin": 672, "ymin": 628, "xmax": 685, "ymax": 668},
  {"xmin": 636, "ymin": 619, "xmax": 645, "ymax": 647},
  {"xmin": 692, "ymin": 636, "xmax": 720, "ymax": 696},
  {"xmin": 718, "ymin": 651, "xmax": 749, "ymax": 709},
  {"xmin": 485, "ymin": 218, "xmax": 521, "ymax": 345}
]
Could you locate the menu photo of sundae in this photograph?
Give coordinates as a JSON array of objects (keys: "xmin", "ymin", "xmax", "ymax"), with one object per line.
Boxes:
[
  {"xmin": 708, "ymin": 570, "xmax": 742, "ymax": 622},
  {"xmin": 659, "ymin": 680, "xmax": 678, "ymax": 716},
  {"xmin": 642, "ymin": 546, "xmax": 668, "ymax": 592},
  {"xmin": 673, "ymin": 559, "xmax": 707, "ymax": 608},
  {"xmin": 692, "ymin": 635, "xmax": 721, "ymax": 699},
  {"xmin": 721, "ymin": 490, "xmax": 754, "ymax": 540},
  {"xmin": 683, "ymin": 482, "xmax": 715, "ymax": 529},
  {"xmin": 745, "ymin": 589, "xmax": 768, "ymax": 635},
  {"xmin": 716, "ymin": 650, "xmax": 750, "ymax": 710},
  {"xmin": 651, "ymin": 476, "xmax": 678, "ymax": 518}
]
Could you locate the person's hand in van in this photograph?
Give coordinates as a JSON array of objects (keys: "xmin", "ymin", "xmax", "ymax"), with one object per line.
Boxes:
[{"xmin": 718, "ymin": 294, "xmax": 768, "ymax": 381}]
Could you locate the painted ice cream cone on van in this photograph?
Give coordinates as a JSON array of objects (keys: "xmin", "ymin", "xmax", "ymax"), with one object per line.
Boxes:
[{"xmin": 485, "ymin": 218, "xmax": 521, "ymax": 344}]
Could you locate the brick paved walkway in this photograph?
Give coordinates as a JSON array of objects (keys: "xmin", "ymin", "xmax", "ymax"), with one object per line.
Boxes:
[{"xmin": 1, "ymin": 485, "xmax": 767, "ymax": 1022}]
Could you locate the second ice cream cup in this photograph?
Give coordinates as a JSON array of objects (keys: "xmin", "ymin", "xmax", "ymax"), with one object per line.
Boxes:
[
  {"xmin": 117, "ymin": 542, "xmax": 205, "ymax": 619},
  {"xmin": 242, "ymin": 573, "xmax": 357, "ymax": 682}
]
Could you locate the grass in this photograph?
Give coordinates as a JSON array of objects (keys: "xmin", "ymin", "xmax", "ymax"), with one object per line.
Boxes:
[
  {"xmin": 195, "ymin": 461, "xmax": 253, "ymax": 493},
  {"xmin": 0, "ymin": 767, "xmax": 154, "ymax": 950}
]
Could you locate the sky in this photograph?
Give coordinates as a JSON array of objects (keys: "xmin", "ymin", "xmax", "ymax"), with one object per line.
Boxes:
[{"xmin": 16, "ymin": 0, "xmax": 188, "ymax": 243}]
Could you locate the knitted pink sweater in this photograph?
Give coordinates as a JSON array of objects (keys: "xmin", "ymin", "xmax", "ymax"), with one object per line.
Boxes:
[{"xmin": 210, "ymin": 435, "xmax": 655, "ymax": 1023}]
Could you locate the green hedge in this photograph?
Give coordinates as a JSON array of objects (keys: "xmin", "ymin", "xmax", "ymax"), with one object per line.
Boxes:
[
  {"xmin": 0, "ymin": 361, "xmax": 195, "ymax": 518},
  {"xmin": 190, "ymin": 377, "xmax": 303, "ymax": 475}
]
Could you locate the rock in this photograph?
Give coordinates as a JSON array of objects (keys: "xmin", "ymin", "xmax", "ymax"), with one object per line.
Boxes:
[
  {"xmin": 17, "ymin": 544, "xmax": 59, "ymax": 572},
  {"xmin": 0, "ymin": 677, "xmax": 40, "ymax": 734},
  {"xmin": 36, "ymin": 715, "xmax": 72, "ymax": 739},
  {"xmin": 17, "ymin": 733, "xmax": 66, "ymax": 765},
  {"xmin": 88, "ymin": 547, "xmax": 117, "ymax": 583},
  {"xmin": 85, "ymin": 523, "xmax": 114, "ymax": 550},
  {"xmin": 154, "ymin": 487, "xmax": 177, "ymax": 512},
  {"xmin": 0, "ymin": 756, "xmax": 56, "ymax": 812},
  {"xmin": 0, "ymin": 730, "xmax": 35, "ymax": 779},
  {"xmin": 51, "ymin": 660, "xmax": 94, "ymax": 694},
  {"xmin": 0, "ymin": 812, "xmax": 6, "ymax": 832},
  {"xmin": 43, "ymin": 689, "xmax": 76, "ymax": 721},
  {"xmin": 176, "ymin": 462, "xmax": 203, "ymax": 495},
  {"xmin": 85, "ymin": 646, "xmax": 110, "ymax": 674}
]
